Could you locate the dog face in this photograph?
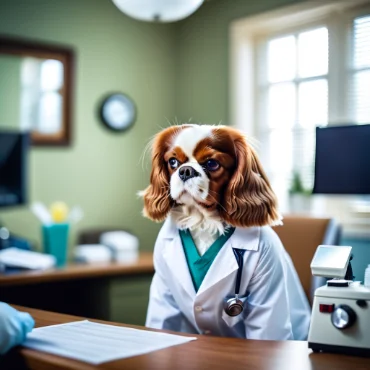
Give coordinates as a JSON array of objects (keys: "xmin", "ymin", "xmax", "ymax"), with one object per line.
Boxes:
[{"xmin": 140, "ymin": 124, "xmax": 280, "ymax": 228}]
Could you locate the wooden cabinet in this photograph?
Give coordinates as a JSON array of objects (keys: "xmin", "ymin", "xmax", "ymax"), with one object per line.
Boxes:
[{"xmin": 109, "ymin": 275, "xmax": 152, "ymax": 325}]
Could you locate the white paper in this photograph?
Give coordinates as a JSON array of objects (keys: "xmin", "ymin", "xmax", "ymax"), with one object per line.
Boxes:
[
  {"xmin": 0, "ymin": 248, "xmax": 56, "ymax": 270},
  {"xmin": 24, "ymin": 320, "xmax": 196, "ymax": 364}
]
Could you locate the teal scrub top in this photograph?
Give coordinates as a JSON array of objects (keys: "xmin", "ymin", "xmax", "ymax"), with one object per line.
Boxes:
[{"xmin": 179, "ymin": 227, "xmax": 235, "ymax": 292}]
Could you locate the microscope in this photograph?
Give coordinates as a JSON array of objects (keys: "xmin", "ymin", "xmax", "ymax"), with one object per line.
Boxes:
[{"xmin": 308, "ymin": 245, "xmax": 370, "ymax": 356}]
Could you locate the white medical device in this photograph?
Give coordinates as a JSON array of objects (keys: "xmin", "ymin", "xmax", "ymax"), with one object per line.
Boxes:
[{"xmin": 308, "ymin": 245, "xmax": 370, "ymax": 356}]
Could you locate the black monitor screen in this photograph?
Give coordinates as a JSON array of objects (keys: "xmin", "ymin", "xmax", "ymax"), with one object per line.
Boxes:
[
  {"xmin": 0, "ymin": 132, "xmax": 29, "ymax": 207},
  {"xmin": 313, "ymin": 124, "xmax": 370, "ymax": 195}
]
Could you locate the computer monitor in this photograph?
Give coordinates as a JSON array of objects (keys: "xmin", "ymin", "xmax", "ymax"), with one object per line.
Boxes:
[
  {"xmin": 0, "ymin": 131, "xmax": 30, "ymax": 208},
  {"xmin": 313, "ymin": 124, "xmax": 370, "ymax": 195}
]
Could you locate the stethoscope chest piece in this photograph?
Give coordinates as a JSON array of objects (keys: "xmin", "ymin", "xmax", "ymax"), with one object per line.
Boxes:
[
  {"xmin": 224, "ymin": 248, "xmax": 247, "ymax": 317},
  {"xmin": 224, "ymin": 296, "xmax": 244, "ymax": 317}
]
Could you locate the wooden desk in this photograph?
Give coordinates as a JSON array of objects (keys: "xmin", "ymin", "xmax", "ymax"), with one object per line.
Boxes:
[
  {"xmin": 0, "ymin": 252, "xmax": 154, "ymax": 286},
  {"xmin": 0, "ymin": 253, "xmax": 154, "ymax": 325},
  {"xmin": 2, "ymin": 306, "xmax": 369, "ymax": 370}
]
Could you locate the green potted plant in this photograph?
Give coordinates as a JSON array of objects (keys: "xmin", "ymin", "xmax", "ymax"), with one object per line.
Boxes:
[{"xmin": 289, "ymin": 171, "xmax": 312, "ymax": 213}]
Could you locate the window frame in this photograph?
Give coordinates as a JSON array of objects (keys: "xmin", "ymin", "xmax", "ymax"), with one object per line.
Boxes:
[{"xmin": 0, "ymin": 36, "xmax": 74, "ymax": 146}]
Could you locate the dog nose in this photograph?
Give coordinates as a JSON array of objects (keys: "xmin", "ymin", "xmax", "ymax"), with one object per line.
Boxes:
[{"xmin": 179, "ymin": 166, "xmax": 199, "ymax": 182}]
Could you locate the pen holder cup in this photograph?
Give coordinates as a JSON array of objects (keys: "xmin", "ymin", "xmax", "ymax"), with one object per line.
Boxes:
[{"xmin": 42, "ymin": 223, "xmax": 69, "ymax": 267}]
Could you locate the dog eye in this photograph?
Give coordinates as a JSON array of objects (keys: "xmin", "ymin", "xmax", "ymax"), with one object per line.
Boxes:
[
  {"xmin": 169, "ymin": 158, "xmax": 179, "ymax": 169},
  {"xmin": 205, "ymin": 159, "xmax": 220, "ymax": 171}
]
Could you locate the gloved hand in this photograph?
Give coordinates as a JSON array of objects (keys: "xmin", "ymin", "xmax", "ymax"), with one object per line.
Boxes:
[{"xmin": 0, "ymin": 302, "xmax": 34, "ymax": 355}]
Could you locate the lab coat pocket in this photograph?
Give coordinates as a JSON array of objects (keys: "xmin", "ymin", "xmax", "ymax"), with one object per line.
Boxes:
[{"xmin": 221, "ymin": 295, "xmax": 249, "ymax": 327}]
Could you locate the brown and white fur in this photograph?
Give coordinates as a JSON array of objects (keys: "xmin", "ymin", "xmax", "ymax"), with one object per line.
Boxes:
[{"xmin": 140, "ymin": 124, "xmax": 281, "ymax": 252}]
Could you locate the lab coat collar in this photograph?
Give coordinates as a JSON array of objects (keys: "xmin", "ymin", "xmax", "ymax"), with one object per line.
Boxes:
[
  {"xmin": 160, "ymin": 216, "xmax": 178, "ymax": 239},
  {"xmin": 229, "ymin": 226, "xmax": 260, "ymax": 251},
  {"xmin": 197, "ymin": 227, "xmax": 260, "ymax": 295},
  {"xmin": 160, "ymin": 216, "xmax": 260, "ymax": 252},
  {"xmin": 160, "ymin": 217, "xmax": 261, "ymax": 298}
]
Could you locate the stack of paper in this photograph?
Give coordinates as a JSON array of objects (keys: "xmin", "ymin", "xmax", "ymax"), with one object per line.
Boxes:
[
  {"xmin": 24, "ymin": 321, "xmax": 196, "ymax": 364},
  {"xmin": 0, "ymin": 248, "xmax": 56, "ymax": 270}
]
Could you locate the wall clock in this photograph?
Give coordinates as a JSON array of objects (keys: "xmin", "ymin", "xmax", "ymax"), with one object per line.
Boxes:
[{"xmin": 99, "ymin": 93, "xmax": 136, "ymax": 132}]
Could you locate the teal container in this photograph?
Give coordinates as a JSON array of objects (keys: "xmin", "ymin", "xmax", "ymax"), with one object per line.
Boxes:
[{"xmin": 42, "ymin": 223, "xmax": 70, "ymax": 267}]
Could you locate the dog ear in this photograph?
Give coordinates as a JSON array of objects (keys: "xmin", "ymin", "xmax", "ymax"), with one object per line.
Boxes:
[
  {"xmin": 139, "ymin": 127, "xmax": 181, "ymax": 222},
  {"xmin": 219, "ymin": 131, "xmax": 281, "ymax": 227}
]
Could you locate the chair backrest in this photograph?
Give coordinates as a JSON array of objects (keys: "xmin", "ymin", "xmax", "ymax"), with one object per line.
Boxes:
[{"xmin": 272, "ymin": 216, "xmax": 341, "ymax": 304}]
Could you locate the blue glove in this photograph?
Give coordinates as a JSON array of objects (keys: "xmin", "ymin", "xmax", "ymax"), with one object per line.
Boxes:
[{"xmin": 0, "ymin": 302, "xmax": 35, "ymax": 355}]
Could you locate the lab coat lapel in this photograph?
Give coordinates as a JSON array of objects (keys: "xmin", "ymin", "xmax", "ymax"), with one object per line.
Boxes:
[
  {"xmin": 197, "ymin": 239, "xmax": 238, "ymax": 296},
  {"xmin": 197, "ymin": 226, "xmax": 260, "ymax": 296},
  {"xmin": 161, "ymin": 220, "xmax": 196, "ymax": 299}
]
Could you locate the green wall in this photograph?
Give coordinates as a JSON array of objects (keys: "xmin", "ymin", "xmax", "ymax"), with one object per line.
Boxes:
[
  {"xmin": 174, "ymin": 0, "xmax": 305, "ymax": 124},
  {"xmin": 0, "ymin": 0, "xmax": 308, "ymax": 254},
  {"xmin": 0, "ymin": 0, "xmax": 176, "ymax": 251},
  {"xmin": 0, "ymin": 55, "xmax": 21, "ymax": 129}
]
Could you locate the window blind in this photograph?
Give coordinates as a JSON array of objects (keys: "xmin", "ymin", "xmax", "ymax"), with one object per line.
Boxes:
[{"xmin": 352, "ymin": 15, "xmax": 370, "ymax": 124}]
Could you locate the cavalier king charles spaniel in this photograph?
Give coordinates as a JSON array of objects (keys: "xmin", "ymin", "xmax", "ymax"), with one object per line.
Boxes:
[{"xmin": 140, "ymin": 124, "xmax": 281, "ymax": 249}]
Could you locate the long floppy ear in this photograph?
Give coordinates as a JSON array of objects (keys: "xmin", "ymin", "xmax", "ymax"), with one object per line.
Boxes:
[
  {"xmin": 220, "ymin": 131, "xmax": 281, "ymax": 227},
  {"xmin": 139, "ymin": 127, "xmax": 180, "ymax": 222}
]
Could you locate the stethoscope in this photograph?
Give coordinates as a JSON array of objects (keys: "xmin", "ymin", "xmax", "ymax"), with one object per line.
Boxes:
[{"xmin": 224, "ymin": 248, "xmax": 246, "ymax": 317}]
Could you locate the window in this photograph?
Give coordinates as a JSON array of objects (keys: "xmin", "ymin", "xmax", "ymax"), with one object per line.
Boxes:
[
  {"xmin": 231, "ymin": 0, "xmax": 370, "ymax": 212},
  {"xmin": 257, "ymin": 27, "xmax": 329, "ymax": 201},
  {"xmin": 351, "ymin": 16, "xmax": 370, "ymax": 124},
  {"xmin": 20, "ymin": 57, "xmax": 64, "ymax": 134}
]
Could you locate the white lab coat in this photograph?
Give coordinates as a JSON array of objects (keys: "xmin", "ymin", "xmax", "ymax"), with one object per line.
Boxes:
[{"xmin": 146, "ymin": 217, "xmax": 311, "ymax": 340}]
